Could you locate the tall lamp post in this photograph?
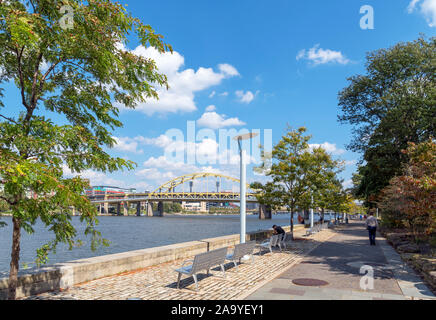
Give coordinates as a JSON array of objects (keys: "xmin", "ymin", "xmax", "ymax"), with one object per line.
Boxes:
[
  {"xmin": 310, "ymin": 194, "xmax": 314, "ymax": 230},
  {"xmin": 233, "ymin": 133, "xmax": 258, "ymax": 244}
]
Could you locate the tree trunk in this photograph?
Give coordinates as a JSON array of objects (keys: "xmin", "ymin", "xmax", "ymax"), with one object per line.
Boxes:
[
  {"xmin": 8, "ymin": 217, "xmax": 21, "ymax": 300},
  {"xmin": 321, "ymin": 208, "xmax": 325, "ymax": 224},
  {"xmin": 290, "ymin": 208, "xmax": 294, "ymax": 240}
]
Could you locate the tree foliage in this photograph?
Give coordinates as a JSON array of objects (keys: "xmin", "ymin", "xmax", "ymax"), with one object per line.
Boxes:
[
  {"xmin": 251, "ymin": 126, "xmax": 345, "ymax": 237},
  {"xmin": 338, "ymin": 36, "xmax": 436, "ymax": 204},
  {"xmin": 0, "ymin": 0, "xmax": 171, "ymax": 299},
  {"xmin": 378, "ymin": 139, "xmax": 436, "ymax": 237}
]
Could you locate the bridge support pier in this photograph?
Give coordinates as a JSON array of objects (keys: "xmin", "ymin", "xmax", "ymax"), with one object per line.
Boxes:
[
  {"xmin": 116, "ymin": 203, "xmax": 121, "ymax": 216},
  {"xmin": 146, "ymin": 202, "xmax": 154, "ymax": 217},
  {"xmin": 259, "ymin": 204, "xmax": 272, "ymax": 220},
  {"xmin": 123, "ymin": 202, "xmax": 129, "ymax": 216},
  {"xmin": 136, "ymin": 202, "xmax": 141, "ymax": 216},
  {"xmin": 157, "ymin": 201, "xmax": 164, "ymax": 217},
  {"xmin": 103, "ymin": 193, "xmax": 109, "ymax": 214}
]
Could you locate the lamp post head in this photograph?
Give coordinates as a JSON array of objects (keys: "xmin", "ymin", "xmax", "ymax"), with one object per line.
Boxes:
[
  {"xmin": 233, "ymin": 132, "xmax": 259, "ymax": 151},
  {"xmin": 233, "ymin": 132, "xmax": 259, "ymax": 141}
]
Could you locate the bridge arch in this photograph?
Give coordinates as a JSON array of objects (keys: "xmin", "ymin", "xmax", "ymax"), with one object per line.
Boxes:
[{"xmin": 149, "ymin": 172, "xmax": 253, "ymax": 196}]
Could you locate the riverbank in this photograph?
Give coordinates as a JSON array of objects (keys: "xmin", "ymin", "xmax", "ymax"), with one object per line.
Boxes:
[
  {"xmin": 0, "ymin": 224, "xmax": 305, "ymax": 299},
  {"xmin": 1, "ymin": 214, "xmax": 300, "ymax": 273}
]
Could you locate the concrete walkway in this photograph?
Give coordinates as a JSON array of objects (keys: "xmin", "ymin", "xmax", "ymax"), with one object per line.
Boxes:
[
  {"xmin": 245, "ymin": 221, "xmax": 436, "ymax": 300},
  {"xmin": 24, "ymin": 227, "xmax": 335, "ymax": 300}
]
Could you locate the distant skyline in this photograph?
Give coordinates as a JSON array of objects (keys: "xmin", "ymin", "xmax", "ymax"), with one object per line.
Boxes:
[{"xmin": 3, "ymin": 0, "xmax": 436, "ymax": 192}]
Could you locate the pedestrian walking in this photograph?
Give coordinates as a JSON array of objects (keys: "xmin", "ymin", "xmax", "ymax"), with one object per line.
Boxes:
[{"xmin": 365, "ymin": 212, "xmax": 378, "ymax": 246}]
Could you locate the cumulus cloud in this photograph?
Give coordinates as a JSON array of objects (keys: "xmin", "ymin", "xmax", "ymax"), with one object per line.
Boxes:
[
  {"xmin": 345, "ymin": 160, "xmax": 357, "ymax": 166},
  {"xmin": 218, "ymin": 64, "xmax": 240, "ymax": 77},
  {"xmin": 112, "ymin": 136, "xmax": 143, "ymax": 154},
  {"xmin": 296, "ymin": 45, "xmax": 350, "ymax": 65},
  {"xmin": 116, "ymin": 46, "xmax": 239, "ymax": 115},
  {"xmin": 235, "ymin": 90, "xmax": 258, "ymax": 104},
  {"xmin": 342, "ymin": 179, "xmax": 353, "ymax": 189},
  {"xmin": 408, "ymin": 0, "xmax": 436, "ymax": 27},
  {"xmin": 136, "ymin": 155, "xmax": 236, "ymax": 190},
  {"xmin": 62, "ymin": 164, "xmax": 125, "ymax": 187},
  {"xmin": 309, "ymin": 142, "xmax": 346, "ymax": 156},
  {"xmin": 197, "ymin": 110, "xmax": 246, "ymax": 129}
]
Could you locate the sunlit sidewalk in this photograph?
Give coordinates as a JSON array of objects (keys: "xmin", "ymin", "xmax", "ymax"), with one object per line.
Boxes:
[{"xmin": 246, "ymin": 221, "xmax": 436, "ymax": 300}]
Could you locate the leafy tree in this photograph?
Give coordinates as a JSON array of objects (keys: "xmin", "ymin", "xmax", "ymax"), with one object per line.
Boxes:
[
  {"xmin": 378, "ymin": 139, "xmax": 436, "ymax": 239},
  {"xmin": 0, "ymin": 0, "xmax": 171, "ymax": 299},
  {"xmin": 300, "ymin": 148, "xmax": 344, "ymax": 221},
  {"xmin": 0, "ymin": 189, "xmax": 10, "ymax": 213},
  {"xmin": 251, "ymin": 127, "xmax": 344, "ymax": 238},
  {"xmin": 338, "ymin": 36, "xmax": 436, "ymax": 204},
  {"xmin": 315, "ymin": 177, "xmax": 346, "ymax": 222},
  {"xmin": 164, "ymin": 202, "xmax": 182, "ymax": 213}
]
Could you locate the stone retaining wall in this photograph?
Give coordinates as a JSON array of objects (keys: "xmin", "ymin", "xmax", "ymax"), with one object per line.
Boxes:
[{"xmin": 0, "ymin": 225, "xmax": 302, "ymax": 299}]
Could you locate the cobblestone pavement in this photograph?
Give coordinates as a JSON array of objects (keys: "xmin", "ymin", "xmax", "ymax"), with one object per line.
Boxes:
[
  {"xmin": 24, "ymin": 228, "xmax": 335, "ymax": 300},
  {"xmin": 246, "ymin": 221, "xmax": 436, "ymax": 300}
]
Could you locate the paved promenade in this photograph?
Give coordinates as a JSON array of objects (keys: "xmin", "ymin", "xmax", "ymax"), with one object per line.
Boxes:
[
  {"xmin": 24, "ymin": 221, "xmax": 435, "ymax": 300},
  {"xmin": 246, "ymin": 221, "xmax": 436, "ymax": 300},
  {"xmin": 24, "ymin": 227, "xmax": 334, "ymax": 300}
]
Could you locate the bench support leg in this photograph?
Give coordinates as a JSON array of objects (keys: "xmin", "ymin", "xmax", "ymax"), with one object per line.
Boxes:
[
  {"xmin": 193, "ymin": 274, "xmax": 199, "ymax": 291},
  {"xmin": 176, "ymin": 273, "xmax": 182, "ymax": 289},
  {"xmin": 220, "ymin": 264, "xmax": 226, "ymax": 278}
]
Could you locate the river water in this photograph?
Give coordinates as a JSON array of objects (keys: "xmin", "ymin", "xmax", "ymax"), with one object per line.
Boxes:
[{"xmin": 0, "ymin": 213, "xmax": 332, "ymax": 275}]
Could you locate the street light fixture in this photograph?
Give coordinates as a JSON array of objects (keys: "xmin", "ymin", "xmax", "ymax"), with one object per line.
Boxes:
[{"xmin": 233, "ymin": 132, "xmax": 258, "ymax": 244}]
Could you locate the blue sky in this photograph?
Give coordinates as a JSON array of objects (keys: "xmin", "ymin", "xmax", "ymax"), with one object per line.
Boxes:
[{"xmin": 3, "ymin": 0, "xmax": 436, "ymax": 192}]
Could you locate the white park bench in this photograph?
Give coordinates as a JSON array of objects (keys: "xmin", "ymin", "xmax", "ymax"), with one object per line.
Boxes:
[
  {"xmin": 257, "ymin": 234, "xmax": 281, "ymax": 254},
  {"xmin": 306, "ymin": 222, "xmax": 329, "ymax": 235},
  {"xmin": 175, "ymin": 247, "xmax": 227, "ymax": 290},
  {"xmin": 225, "ymin": 241, "xmax": 256, "ymax": 270}
]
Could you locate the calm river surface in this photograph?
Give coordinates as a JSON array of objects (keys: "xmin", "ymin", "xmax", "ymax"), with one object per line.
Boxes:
[{"xmin": 0, "ymin": 213, "xmax": 331, "ymax": 275}]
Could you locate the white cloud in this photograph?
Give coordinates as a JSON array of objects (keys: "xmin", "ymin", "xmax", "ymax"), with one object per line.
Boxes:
[
  {"xmin": 296, "ymin": 45, "xmax": 350, "ymax": 65},
  {"xmin": 205, "ymin": 105, "xmax": 216, "ymax": 112},
  {"xmin": 117, "ymin": 46, "xmax": 239, "ymax": 115},
  {"xmin": 197, "ymin": 111, "xmax": 246, "ymax": 129},
  {"xmin": 235, "ymin": 90, "xmax": 257, "ymax": 104},
  {"xmin": 309, "ymin": 142, "xmax": 346, "ymax": 156},
  {"xmin": 218, "ymin": 64, "xmax": 240, "ymax": 77},
  {"xmin": 209, "ymin": 91, "xmax": 216, "ymax": 98},
  {"xmin": 219, "ymin": 92, "xmax": 229, "ymax": 97},
  {"xmin": 345, "ymin": 160, "xmax": 357, "ymax": 166},
  {"xmin": 134, "ymin": 135, "xmax": 174, "ymax": 149},
  {"xmin": 40, "ymin": 60, "xmax": 50, "ymax": 73},
  {"xmin": 408, "ymin": 0, "xmax": 421, "ymax": 12},
  {"xmin": 138, "ymin": 133, "xmax": 257, "ymax": 166},
  {"xmin": 137, "ymin": 155, "xmax": 234, "ymax": 189},
  {"xmin": 342, "ymin": 179, "xmax": 353, "ymax": 189},
  {"xmin": 62, "ymin": 164, "xmax": 125, "ymax": 187},
  {"xmin": 112, "ymin": 136, "xmax": 143, "ymax": 154},
  {"xmin": 408, "ymin": 0, "xmax": 436, "ymax": 27}
]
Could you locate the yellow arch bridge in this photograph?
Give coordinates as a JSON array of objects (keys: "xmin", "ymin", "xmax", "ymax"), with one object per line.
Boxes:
[{"xmin": 87, "ymin": 173, "xmax": 271, "ymax": 218}]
